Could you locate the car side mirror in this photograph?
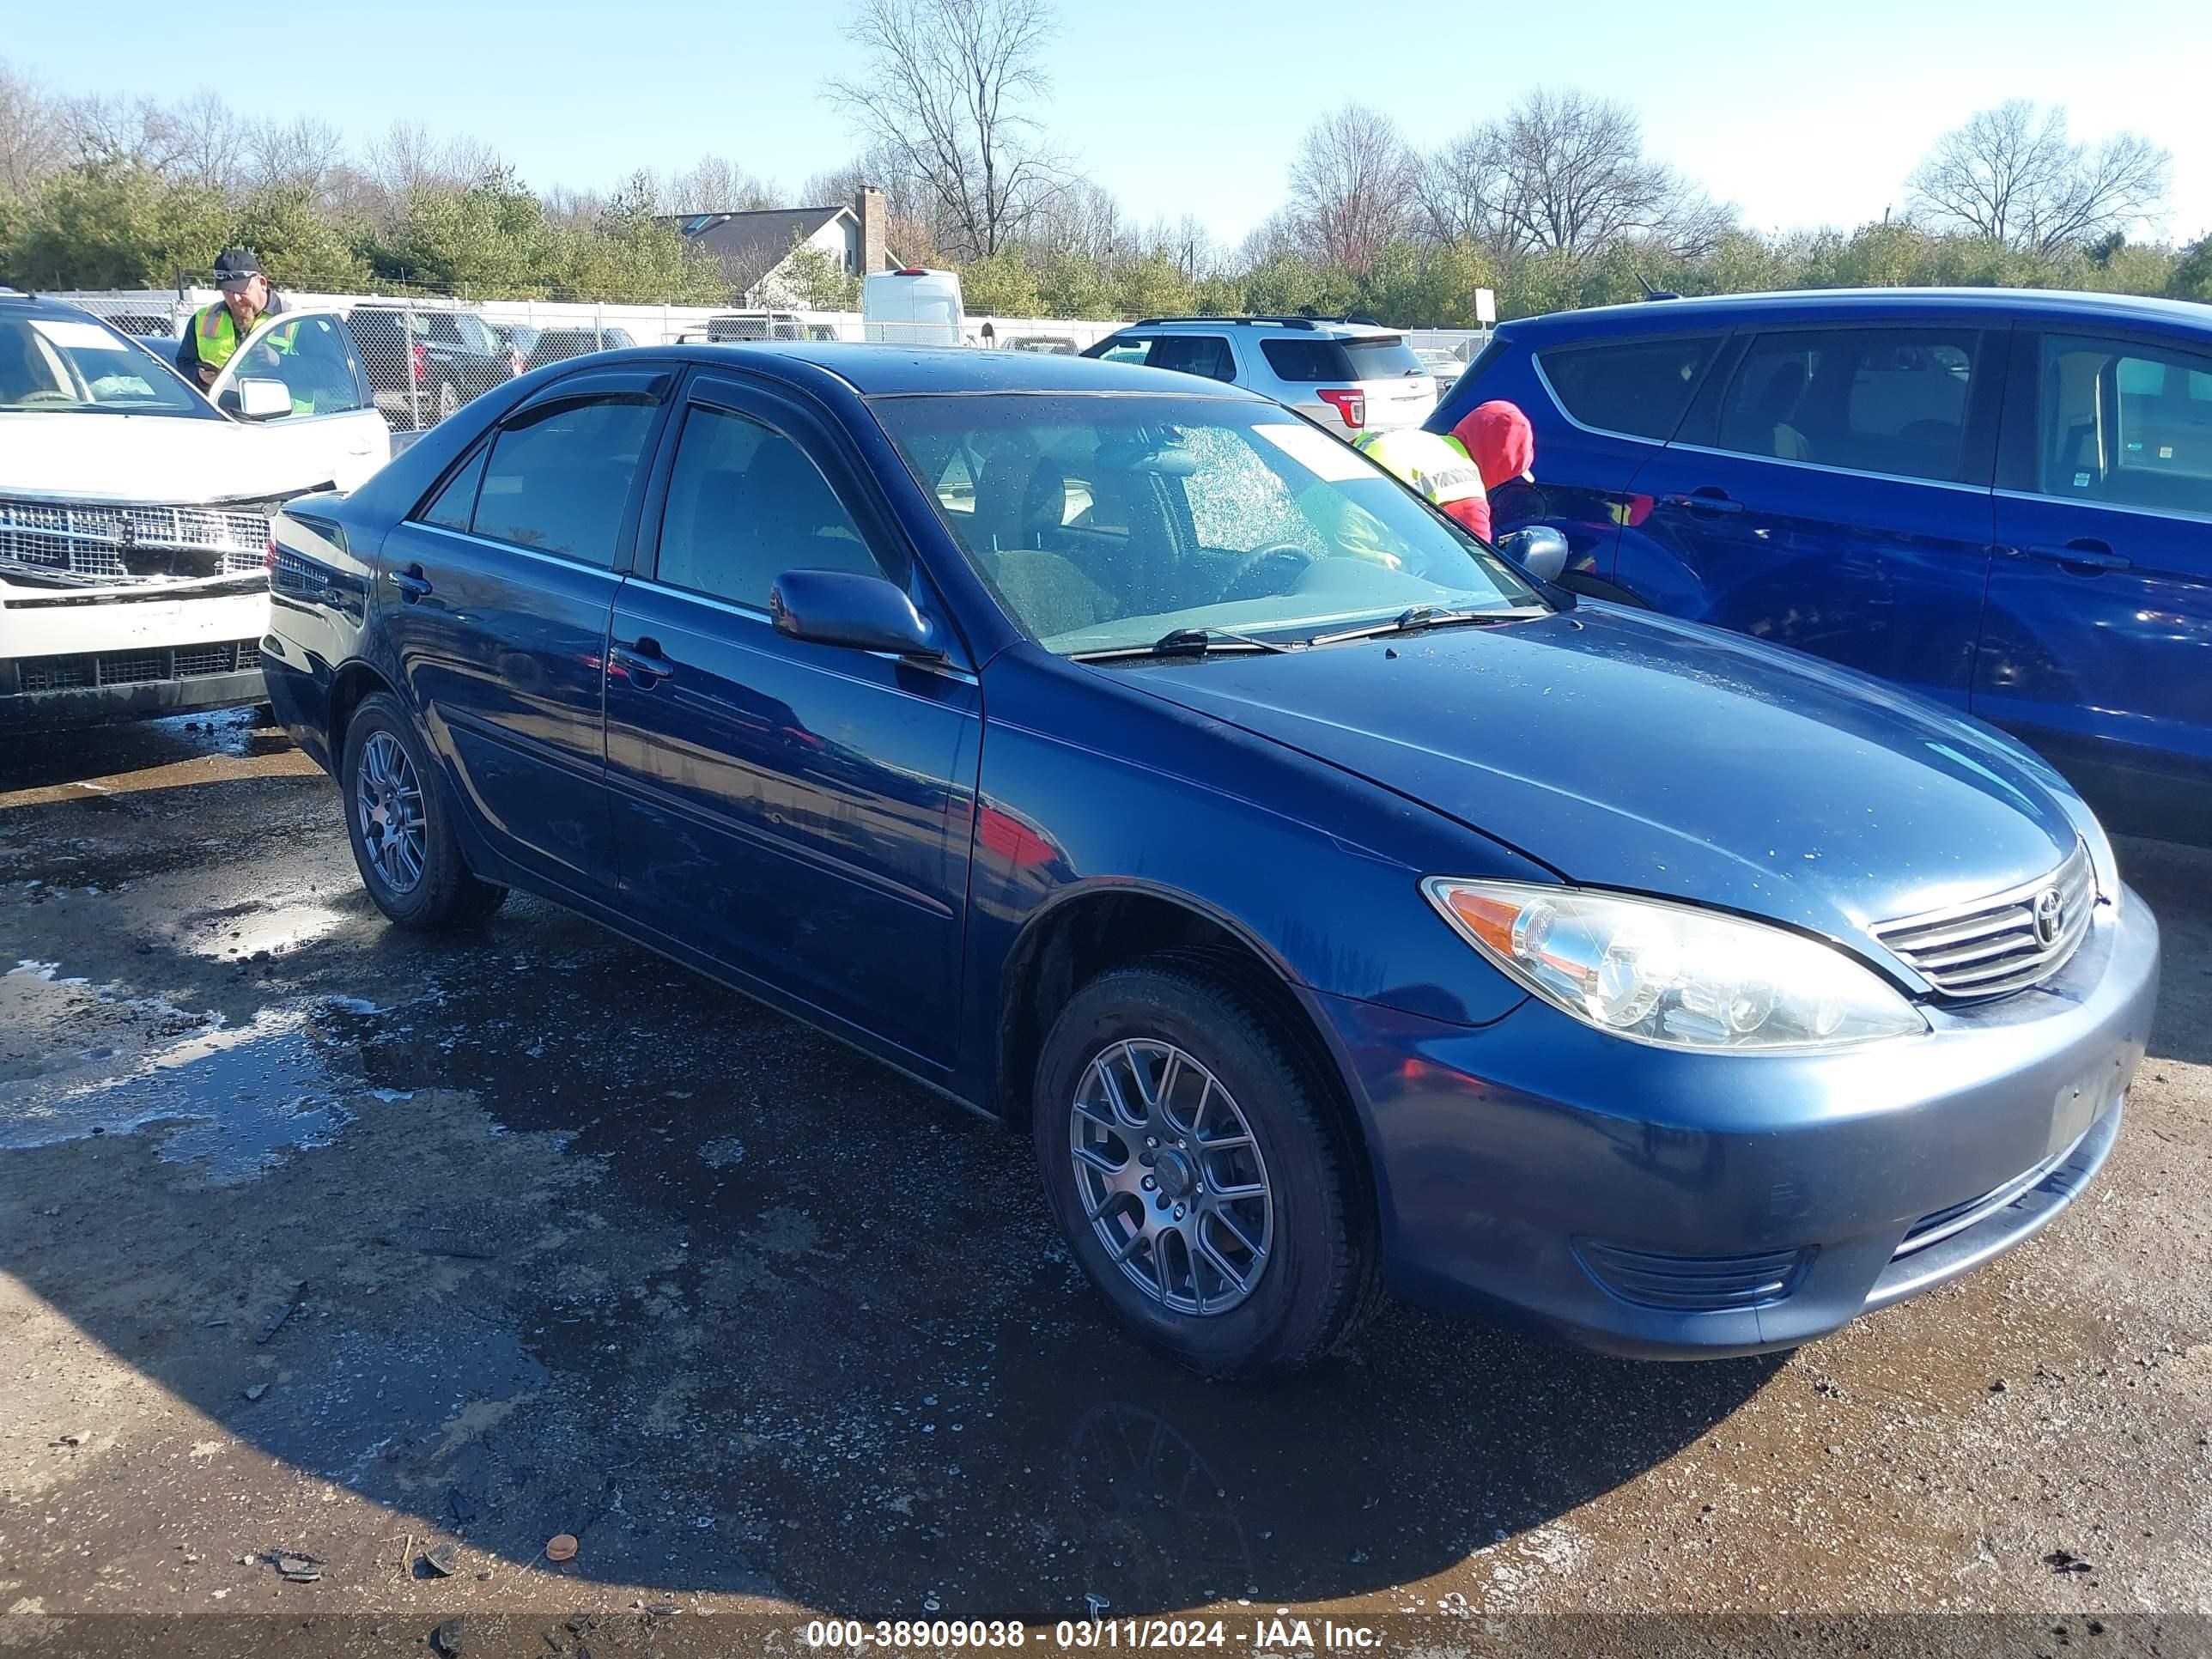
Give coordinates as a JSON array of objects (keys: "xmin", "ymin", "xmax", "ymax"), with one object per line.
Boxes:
[
  {"xmin": 770, "ymin": 569, "xmax": 945, "ymax": 661},
  {"xmin": 1496, "ymin": 524, "xmax": 1570, "ymax": 584},
  {"xmin": 233, "ymin": 377, "xmax": 292, "ymax": 421}
]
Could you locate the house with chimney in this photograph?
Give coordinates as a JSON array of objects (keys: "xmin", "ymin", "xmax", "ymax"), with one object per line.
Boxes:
[{"xmin": 667, "ymin": 186, "xmax": 900, "ymax": 307}]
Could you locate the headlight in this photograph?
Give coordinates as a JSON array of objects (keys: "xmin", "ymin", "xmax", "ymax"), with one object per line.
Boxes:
[{"xmin": 1423, "ymin": 878, "xmax": 1928, "ymax": 1053}]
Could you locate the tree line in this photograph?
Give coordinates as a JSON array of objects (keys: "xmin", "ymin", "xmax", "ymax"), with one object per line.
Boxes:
[{"xmin": 3, "ymin": 18, "xmax": 2208, "ymax": 322}]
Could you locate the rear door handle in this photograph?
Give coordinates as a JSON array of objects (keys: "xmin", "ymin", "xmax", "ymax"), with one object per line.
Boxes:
[
  {"xmin": 610, "ymin": 640, "xmax": 676, "ymax": 683},
  {"xmin": 393, "ymin": 565, "xmax": 433, "ymax": 602},
  {"xmin": 2022, "ymin": 541, "xmax": 2131, "ymax": 574},
  {"xmin": 1662, "ymin": 490, "xmax": 1745, "ymax": 515}
]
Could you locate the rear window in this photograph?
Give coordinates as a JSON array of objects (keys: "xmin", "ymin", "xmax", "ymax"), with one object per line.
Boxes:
[
  {"xmin": 1260, "ymin": 335, "xmax": 1425, "ymax": 384},
  {"xmin": 1535, "ymin": 334, "xmax": 1725, "ymax": 440}
]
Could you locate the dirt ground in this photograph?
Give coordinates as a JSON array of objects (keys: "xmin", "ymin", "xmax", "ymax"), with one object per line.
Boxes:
[{"xmin": 2, "ymin": 714, "xmax": 2209, "ymax": 1658}]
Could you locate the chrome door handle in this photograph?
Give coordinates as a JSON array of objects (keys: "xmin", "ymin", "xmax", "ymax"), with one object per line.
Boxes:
[
  {"xmin": 610, "ymin": 641, "xmax": 675, "ymax": 683},
  {"xmin": 2021, "ymin": 542, "xmax": 2130, "ymax": 574},
  {"xmin": 1662, "ymin": 490, "xmax": 1745, "ymax": 515}
]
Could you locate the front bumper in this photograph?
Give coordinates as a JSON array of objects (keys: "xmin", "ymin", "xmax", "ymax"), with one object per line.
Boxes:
[
  {"xmin": 0, "ymin": 579, "xmax": 270, "ymax": 731},
  {"xmin": 1323, "ymin": 890, "xmax": 2160, "ymax": 1358}
]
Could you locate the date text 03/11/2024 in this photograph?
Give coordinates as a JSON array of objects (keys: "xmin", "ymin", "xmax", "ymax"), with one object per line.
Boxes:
[{"xmin": 802, "ymin": 1619, "xmax": 1384, "ymax": 1650}]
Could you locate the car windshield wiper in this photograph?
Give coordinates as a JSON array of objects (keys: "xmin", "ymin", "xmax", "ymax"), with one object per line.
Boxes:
[
  {"xmin": 1308, "ymin": 605, "xmax": 1552, "ymax": 647},
  {"xmin": 1066, "ymin": 626, "xmax": 1297, "ymax": 663}
]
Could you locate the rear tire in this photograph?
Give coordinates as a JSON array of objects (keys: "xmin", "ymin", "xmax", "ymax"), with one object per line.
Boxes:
[
  {"xmin": 340, "ymin": 691, "xmax": 507, "ymax": 931},
  {"xmin": 1033, "ymin": 961, "xmax": 1376, "ymax": 1377},
  {"xmin": 436, "ymin": 380, "xmax": 460, "ymax": 422}
]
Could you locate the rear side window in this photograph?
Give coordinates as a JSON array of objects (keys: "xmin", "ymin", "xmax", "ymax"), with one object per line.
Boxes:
[
  {"xmin": 654, "ymin": 403, "xmax": 884, "ymax": 606},
  {"xmin": 1141, "ymin": 335, "xmax": 1235, "ymax": 381},
  {"xmin": 1715, "ymin": 327, "xmax": 1980, "ymax": 483},
  {"xmin": 418, "ymin": 443, "xmax": 489, "ymax": 531},
  {"xmin": 2037, "ymin": 332, "xmax": 2212, "ymax": 515},
  {"xmin": 472, "ymin": 394, "xmax": 658, "ymax": 566},
  {"xmin": 1261, "ymin": 335, "xmax": 1425, "ymax": 384},
  {"xmin": 1535, "ymin": 334, "xmax": 1723, "ymax": 440}
]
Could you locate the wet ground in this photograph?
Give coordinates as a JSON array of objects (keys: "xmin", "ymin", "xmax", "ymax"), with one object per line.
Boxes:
[{"xmin": 2, "ymin": 715, "xmax": 2209, "ymax": 1656}]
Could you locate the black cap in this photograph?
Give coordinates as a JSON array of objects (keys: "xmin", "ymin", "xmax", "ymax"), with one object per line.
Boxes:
[{"xmin": 214, "ymin": 247, "xmax": 264, "ymax": 284}]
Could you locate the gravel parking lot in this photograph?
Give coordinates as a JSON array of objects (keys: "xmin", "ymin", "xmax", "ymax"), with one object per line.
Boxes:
[{"xmin": 3, "ymin": 718, "xmax": 2209, "ymax": 1657}]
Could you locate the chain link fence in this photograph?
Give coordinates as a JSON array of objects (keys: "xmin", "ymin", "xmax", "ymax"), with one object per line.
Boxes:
[{"xmin": 55, "ymin": 287, "xmax": 1122, "ymax": 436}]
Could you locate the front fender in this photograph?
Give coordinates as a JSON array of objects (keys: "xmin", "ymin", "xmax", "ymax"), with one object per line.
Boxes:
[{"xmin": 957, "ymin": 647, "xmax": 1547, "ymax": 1104}]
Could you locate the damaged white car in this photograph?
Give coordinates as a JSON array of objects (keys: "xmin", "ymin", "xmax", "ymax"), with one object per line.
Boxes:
[{"xmin": 1, "ymin": 291, "xmax": 389, "ymax": 731}]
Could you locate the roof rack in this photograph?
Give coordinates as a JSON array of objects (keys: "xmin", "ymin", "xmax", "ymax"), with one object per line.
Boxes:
[{"xmin": 1129, "ymin": 315, "xmax": 1320, "ymax": 330}]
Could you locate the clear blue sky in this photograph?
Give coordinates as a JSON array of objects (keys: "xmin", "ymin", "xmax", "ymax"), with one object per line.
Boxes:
[{"xmin": 13, "ymin": 0, "xmax": 2212, "ymax": 246}]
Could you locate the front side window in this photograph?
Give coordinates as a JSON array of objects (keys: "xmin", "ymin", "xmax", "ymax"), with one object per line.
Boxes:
[
  {"xmin": 1714, "ymin": 327, "xmax": 1980, "ymax": 483},
  {"xmin": 872, "ymin": 393, "xmax": 1539, "ymax": 654},
  {"xmin": 2037, "ymin": 332, "xmax": 2212, "ymax": 516},
  {"xmin": 1088, "ymin": 334, "xmax": 1158, "ymax": 367},
  {"xmin": 0, "ymin": 312, "xmax": 215, "ymax": 418},
  {"xmin": 225, "ymin": 314, "xmax": 366, "ymax": 417},
  {"xmin": 654, "ymin": 403, "xmax": 884, "ymax": 606},
  {"xmin": 1536, "ymin": 333, "xmax": 1723, "ymax": 441},
  {"xmin": 471, "ymin": 394, "xmax": 658, "ymax": 566}
]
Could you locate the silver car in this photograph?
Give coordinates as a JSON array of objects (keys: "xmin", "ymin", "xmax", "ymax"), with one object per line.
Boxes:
[{"xmin": 1082, "ymin": 316, "xmax": 1437, "ymax": 437}]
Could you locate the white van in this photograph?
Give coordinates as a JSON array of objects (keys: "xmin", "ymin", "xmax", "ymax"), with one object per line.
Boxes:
[
  {"xmin": 0, "ymin": 293, "xmax": 390, "ymax": 731},
  {"xmin": 863, "ymin": 269, "xmax": 964, "ymax": 347}
]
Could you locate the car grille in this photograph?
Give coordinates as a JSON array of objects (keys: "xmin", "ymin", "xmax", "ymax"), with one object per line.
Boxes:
[
  {"xmin": 1893, "ymin": 1132, "xmax": 2085, "ymax": 1261},
  {"xmin": 1870, "ymin": 841, "xmax": 2095, "ymax": 1000},
  {"xmin": 1576, "ymin": 1241, "xmax": 1812, "ymax": 1312},
  {"xmin": 13, "ymin": 639, "xmax": 258, "ymax": 694},
  {"xmin": 0, "ymin": 496, "xmax": 273, "ymax": 585}
]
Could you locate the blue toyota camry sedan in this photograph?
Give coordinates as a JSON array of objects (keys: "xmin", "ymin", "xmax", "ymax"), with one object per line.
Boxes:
[{"xmin": 262, "ymin": 345, "xmax": 2160, "ymax": 1376}]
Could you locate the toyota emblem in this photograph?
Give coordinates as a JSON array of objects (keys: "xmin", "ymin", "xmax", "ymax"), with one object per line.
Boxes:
[{"xmin": 2033, "ymin": 887, "xmax": 2065, "ymax": 949}]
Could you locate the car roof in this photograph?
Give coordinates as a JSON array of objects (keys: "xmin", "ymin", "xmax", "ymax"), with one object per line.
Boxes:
[
  {"xmin": 0, "ymin": 291, "xmax": 123, "ymax": 326},
  {"xmin": 691, "ymin": 342, "xmax": 1267, "ymax": 398},
  {"xmin": 1501, "ymin": 286, "xmax": 2212, "ymax": 342}
]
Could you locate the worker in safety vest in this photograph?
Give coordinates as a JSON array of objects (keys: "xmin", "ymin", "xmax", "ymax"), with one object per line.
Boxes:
[
  {"xmin": 1352, "ymin": 426, "xmax": 1492, "ymax": 539},
  {"xmin": 178, "ymin": 247, "xmax": 282, "ymax": 388}
]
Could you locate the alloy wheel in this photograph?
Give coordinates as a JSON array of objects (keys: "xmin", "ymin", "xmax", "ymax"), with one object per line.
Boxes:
[
  {"xmin": 356, "ymin": 731, "xmax": 427, "ymax": 895},
  {"xmin": 1069, "ymin": 1039, "xmax": 1273, "ymax": 1316}
]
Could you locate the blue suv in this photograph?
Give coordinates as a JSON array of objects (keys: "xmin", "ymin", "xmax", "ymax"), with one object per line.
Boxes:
[{"xmin": 1434, "ymin": 289, "xmax": 2212, "ymax": 844}]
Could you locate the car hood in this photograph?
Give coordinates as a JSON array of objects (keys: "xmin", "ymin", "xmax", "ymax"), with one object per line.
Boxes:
[
  {"xmin": 1115, "ymin": 604, "xmax": 2083, "ymax": 946},
  {"xmin": 0, "ymin": 410, "xmax": 326, "ymax": 504}
]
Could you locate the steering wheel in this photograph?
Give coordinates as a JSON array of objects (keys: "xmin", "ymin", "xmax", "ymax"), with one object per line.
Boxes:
[
  {"xmin": 1220, "ymin": 540, "xmax": 1317, "ymax": 603},
  {"xmin": 14, "ymin": 391, "xmax": 76, "ymax": 407}
]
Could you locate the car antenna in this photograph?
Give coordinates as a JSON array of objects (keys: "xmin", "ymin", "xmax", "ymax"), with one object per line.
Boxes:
[{"xmin": 1636, "ymin": 272, "xmax": 1681, "ymax": 302}]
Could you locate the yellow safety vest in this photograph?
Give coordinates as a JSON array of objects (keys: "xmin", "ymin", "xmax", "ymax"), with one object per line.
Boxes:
[
  {"xmin": 1352, "ymin": 428, "xmax": 1487, "ymax": 509},
  {"xmin": 193, "ymin": 302, "xmax": 258, "ymax": 372}
]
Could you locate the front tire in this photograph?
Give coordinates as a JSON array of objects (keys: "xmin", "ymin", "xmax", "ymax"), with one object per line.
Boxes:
[
  {"xmin": 1033, "ymin": 961, "xmax": 1376, "ymax": 1376},
  {"xmin": 341, "ymin": 691, "xmax": 507, "ymax": 931}
]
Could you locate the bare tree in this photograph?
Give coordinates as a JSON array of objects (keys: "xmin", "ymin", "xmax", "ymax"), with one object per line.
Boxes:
[
  {"xmin": 364, "ymin": 120, "xmax": 501, "ymax": 200},
  {"xmin": 823, "ymin": 0, "xmax": 1063, "ymax": 259},
  {"xmin": 0, "ymin": 59, "xmax": 64, "ymax": 196},
  {"xmin": 665, "ymin": 154, "xmax": 783, "ymax": 213},
  {"xmin": 1031, "ymin": 179, "xmax": 1121, "ymax": 262},
  {"xmin": 161, "ymin": 88, "xmax": 244, "ymax": 190},
  {"xmin": 245, "ymin": 115, "xmax": 348, "ymax": 199},
  {"xmin": 1487, "ymin": 88, "xmax": 1723, "ymax": 262},
  {"xmin": 1908, "ymin": 100, "xmax": 2170, "ymax": 252},
  {"xmin": 1286, "ymin": 104, "xmax": 1419, "ymax": 272},
  {"xmin": 1415, "ymin": 124, "xmax": 1508, "ymax": 246}
]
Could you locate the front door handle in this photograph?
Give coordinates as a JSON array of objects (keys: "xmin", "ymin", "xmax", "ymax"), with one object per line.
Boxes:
[
  {"xmin": 393, "ymin": 565, "xmax": 432, "ymax": 602},
  {"xmin": 610, "ymin": 640, "xmax": 676, "ymax": 684},
  {"xmin": 2022, "ymin": 541, "xmax": 2131, "ymax": 574},
  {"xmin": 1662, "ymin": 489, "xmax": 1745, "ymax": 515}
]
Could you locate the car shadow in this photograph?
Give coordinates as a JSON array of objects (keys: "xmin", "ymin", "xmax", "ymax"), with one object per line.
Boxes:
[
  {"xmin": 0, "ymin": 769, "xmax": 1778, "ymax": 1620},
  {"xmin": 2114, "ymin": 833, "xmax": 2212, "ymax": 1067}
]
